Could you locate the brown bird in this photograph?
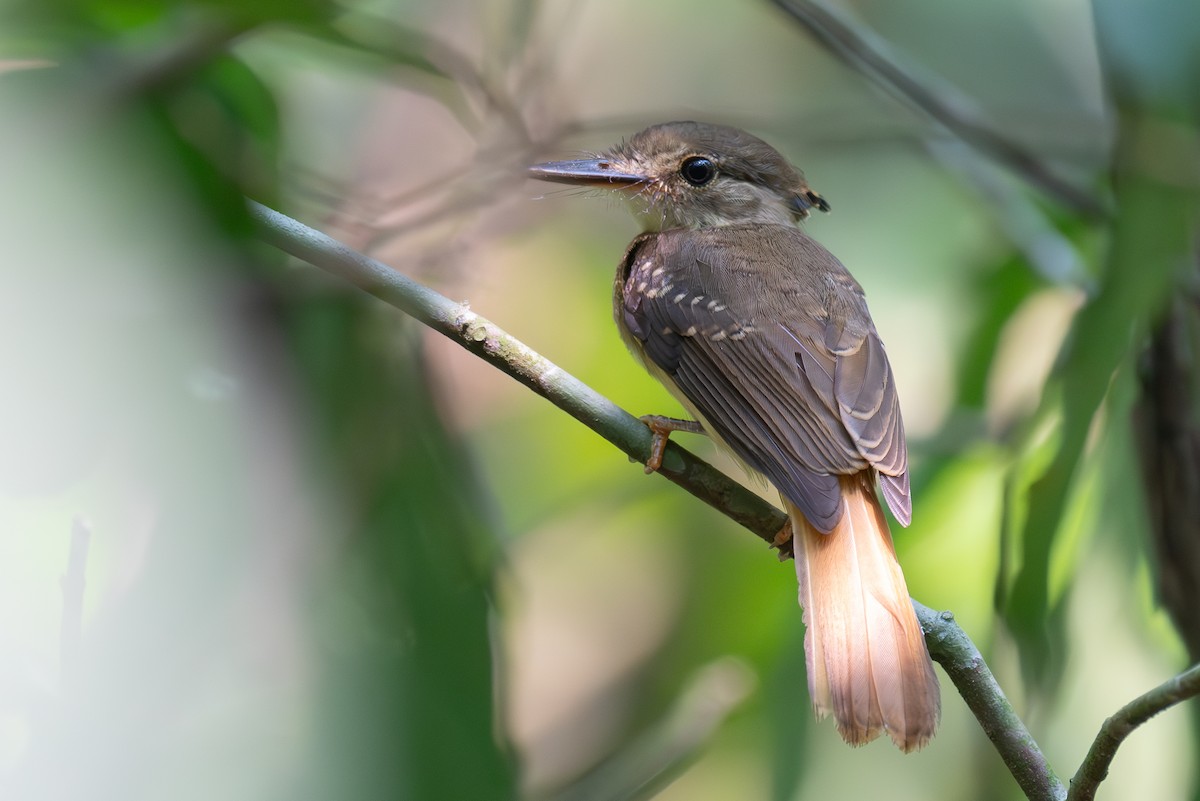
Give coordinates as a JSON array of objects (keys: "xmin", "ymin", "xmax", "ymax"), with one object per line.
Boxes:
[{"xmin": 529, "ymin": 121, "xmax": 939, "ymax": 751}]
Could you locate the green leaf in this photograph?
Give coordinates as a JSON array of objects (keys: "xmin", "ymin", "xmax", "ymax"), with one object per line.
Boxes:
[
  {"xmin": 766, "ymin": 625, "xmax": 809, "ymax": 801},
  {"xmin": 293, "ymin": 306, "xmax": 517, "ymax": 800},
  {"xmin": 1004, "ymin": 128, "xmax": 1200, "ymax": 690}
]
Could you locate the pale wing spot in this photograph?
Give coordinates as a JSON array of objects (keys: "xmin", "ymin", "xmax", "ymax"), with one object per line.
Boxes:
[
  {"xmin": 711, "ymin": 330, "xmax": 728, "ymax": 342},
  {"xmin": 637, "ymin": 281, "xmax": 648, "ymax": 292},
  {"xmin": 683, "ymin": 326, "xmax": 697, "ymax": 336},
  {"xmin": 712, "ymin": 304, "xmax": 727, "ymax": 312},
  {"xmin": 651, "ymin": 266, "xmax": 664, "ymax": 278},
  {"xmin": 672, "ymin": 292, "xmax": 688, "ymax": 304},
  {"xmin": 729, "ymin": 330, "xmax": 746, "ymax": 341},
  {"xmin": 691, "ymin": 296, "xmax": 705, "ymax": 307},
  {"xmin": 645, "ymin": 287, "xmax": 659, "ymax": 299}
]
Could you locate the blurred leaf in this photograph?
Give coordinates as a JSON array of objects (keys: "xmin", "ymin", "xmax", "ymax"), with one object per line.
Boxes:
[
  {"xmin": 202, "ymin": 55, "xmax": 281, "ymax": 160},
  {"xmin": 998, "ymin": 0, "xmax": 1200, "ymax": 698},
  {"xmin": 765, "ymin": 625, "xmax": 809, "ymax": 801},
  {"xmin": 0, "ymin": 66, "xmax": 321, "ymax": 801},
  {"xmin": 955, "ymin": 255, "xmax": 1042, "ymax": 410},
  {"xmin": 150, "ymin": 53, "xmax": 283, "ymax": 206},
  {"xmin": 1093, "ymin": 0, "xmax": 1200, "ymax": 113},
  {"xmin": 995, "ymin": 398, "xmax": 1060, "ymax": 614},
  {"xmin": 290, "ymin": 302, "xmax": 516, "ymax": 800},
  {"xmin": 87, "ymin": 1, "xmax": 172, "ymax": 30},
  {"xmin": 0, "ymin": 0, "xmax": 108, "ymax": 53},
  {"xmin": 1004, "ymin": 127, "xmax": 1200, "ymax": 690}
]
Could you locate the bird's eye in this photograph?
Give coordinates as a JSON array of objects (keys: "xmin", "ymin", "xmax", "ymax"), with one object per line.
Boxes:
[{"xmin": 680, "ymin": 156, "xmax": 716, "ymax": 187}]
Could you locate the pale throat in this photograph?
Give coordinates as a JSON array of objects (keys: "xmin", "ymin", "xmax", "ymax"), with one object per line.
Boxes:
[{"xmin": 625, "ymin": 180, "xmax": 797, "ymax": 232}]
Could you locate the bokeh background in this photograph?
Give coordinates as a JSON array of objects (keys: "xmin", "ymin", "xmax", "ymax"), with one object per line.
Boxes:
[{"xmin": 2, "ymin": 0, "xmax": 1198, "ymax": 799}]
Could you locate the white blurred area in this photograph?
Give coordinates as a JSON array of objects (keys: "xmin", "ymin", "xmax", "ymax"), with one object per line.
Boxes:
[{"xmin": 0, "ymin": 80, "xmax": 324, "ymax": 799}]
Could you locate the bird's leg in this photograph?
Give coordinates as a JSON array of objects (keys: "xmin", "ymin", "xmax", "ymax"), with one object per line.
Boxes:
[{"xmin": 638, "ymin": 415, "xmax": 703, "ymax": 474}]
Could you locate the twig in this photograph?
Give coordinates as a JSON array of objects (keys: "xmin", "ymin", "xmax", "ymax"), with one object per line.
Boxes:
[
  {"xmin": 914, "ymin": 603, "xmax": 1067, "ymax": 801},
  {"xmin": 1067, "ymin": 662, "xmax": 1200, "ymax": 801},
  {"xmin": 249, "ymin": 201, "xmax": 1070, "ymax": 797},
  {"xmin": 59, "ymin": 516, "xmax": 92, "ymax": 690},
  {"xmin": 768, "ymin": 0, "xmax": 1106, "ymax": 219}
]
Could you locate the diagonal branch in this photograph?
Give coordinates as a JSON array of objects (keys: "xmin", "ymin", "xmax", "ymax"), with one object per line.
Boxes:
[
  {"xmin": 1068, "ymin": 662, "xmax": 1200, "ymax": 801},
  {"xmin": 249, "ymin": 200, "xmax": 1063, "ymax": 799},
  {"xmin": 915, "ymin": 603, "xmax": 1067, "ymax": 801},
  {"xmin": 768, "ymin": 0, "xmax": 1106, "ymax": 219}
]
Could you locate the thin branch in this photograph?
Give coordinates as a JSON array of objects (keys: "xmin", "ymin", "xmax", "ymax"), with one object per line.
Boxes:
[
  {"xmin": 249, "ymin": 201, "xmax": 1068, "ymax": 798},
  {"xmin": 301, "ymin": 12, "xmax": 530, "ymax": 143},
  {"xmin": 1067, "ymin": 662, "xmax": 1200, "ymax": 801},
  {"xmin": 768, "ymin": 0, "xmax": 1107, "ymax": 219},
  {"xmin": 915, "ymin": 603, "xmax": 1067, "ymax": 801}
]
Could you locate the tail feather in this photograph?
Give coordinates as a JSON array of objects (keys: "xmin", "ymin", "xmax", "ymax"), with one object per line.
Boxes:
[{"xmin": 790, "ymin": 473, "xmax": 940, "ymax": 752}]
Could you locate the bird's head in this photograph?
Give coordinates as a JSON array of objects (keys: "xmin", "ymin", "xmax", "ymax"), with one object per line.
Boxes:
[{"xmin": 529, "ymin": 121, "xmax": 829, "ymax": 231}]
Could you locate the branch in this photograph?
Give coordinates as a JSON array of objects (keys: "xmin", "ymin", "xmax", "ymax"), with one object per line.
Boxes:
[
  {"xmin": 915, "ymin": 603, "xmax": 1067, "ymax": 801},
  {"xmin": 249, "ymin": 200, "xmax": 1071, "ymax": 796},
  {"xmin": 1067, "ymin": 662, "xmax": 1200, "ymax": 801},
  {"xmin": 768, "ymin": 0, "xmax": 1107, "ymax": 219}
]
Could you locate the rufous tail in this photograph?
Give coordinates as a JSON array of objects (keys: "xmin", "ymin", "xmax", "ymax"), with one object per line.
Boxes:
[{"xmin": 789, "ymin": 473, "xmax": 940, "ymax": 752}]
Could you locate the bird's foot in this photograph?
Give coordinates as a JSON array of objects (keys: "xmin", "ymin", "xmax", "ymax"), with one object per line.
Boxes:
[
  {"xmin": 638, "ymin": 415, "xmax": 703, "ymax": 473},
  {"xmin": 772, "ymin": 521, "xmax": 794, "ymax": 561}
]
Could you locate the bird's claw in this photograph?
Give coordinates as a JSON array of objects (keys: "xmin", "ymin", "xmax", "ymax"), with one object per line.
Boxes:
[{"xmin": 638, "ymin": 415, "xmax": 703, "ymax": 473}]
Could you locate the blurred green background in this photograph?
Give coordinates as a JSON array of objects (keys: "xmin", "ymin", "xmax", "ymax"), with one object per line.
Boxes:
[{"xmin": 1, "ymin": 0, "xmax": 1198, "ymax": 799}]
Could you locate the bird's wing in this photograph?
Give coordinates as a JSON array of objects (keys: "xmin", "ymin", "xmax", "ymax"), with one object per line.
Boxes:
[{"xmin": 619, "ymin": 226, "xmax": 909, "ymax": 530}]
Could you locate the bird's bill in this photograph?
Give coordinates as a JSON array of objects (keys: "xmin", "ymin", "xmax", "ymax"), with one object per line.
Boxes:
[{"xmin": 528, "ymin": 159, "xmax": 645, "ymax": 187}]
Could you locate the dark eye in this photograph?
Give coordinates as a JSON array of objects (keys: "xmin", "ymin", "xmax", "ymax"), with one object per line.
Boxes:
[{"xmin": 680, "ymin": 156, "xmax": 716, "ymax": 186}]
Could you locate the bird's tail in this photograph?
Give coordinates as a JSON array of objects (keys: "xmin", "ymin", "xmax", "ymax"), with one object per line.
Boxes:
[{"xmin": 788, "ymin": 473, "xmax": 940, "ymax": 752}]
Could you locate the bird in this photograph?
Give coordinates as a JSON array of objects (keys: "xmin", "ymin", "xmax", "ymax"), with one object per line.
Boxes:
[{"xmin": 528, "ymin": 121, "xmax": 940, "ymax": 751}]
